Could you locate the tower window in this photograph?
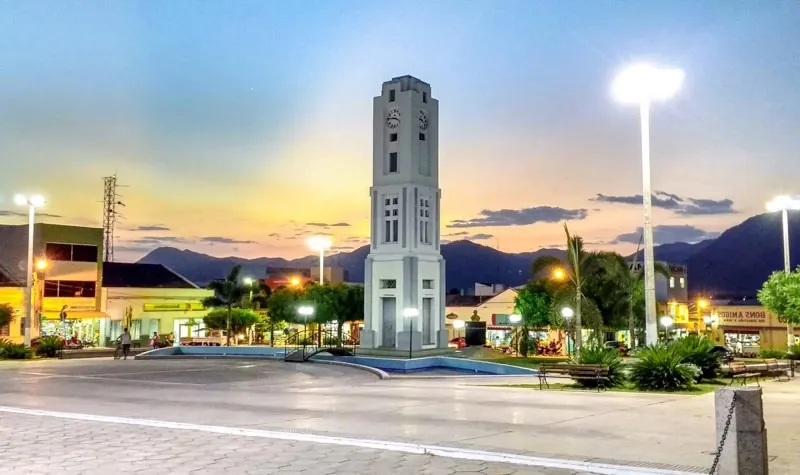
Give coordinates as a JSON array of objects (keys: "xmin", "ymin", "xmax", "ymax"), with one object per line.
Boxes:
[
  {"xmin": 380, "ymin": 279, "xmax": 397, "ymax": 289},
  {"xmin": 390, "ymin": 133, "xmax": 398, "ymax": 142},
  {"xmin": 422, "ymin": 91, "xmax": 427, "ymax": 103},
  {"xmin": 389, "ymin": 90, "xmax": 396, "ymax": 102},
  {"xmin": 419, "ymin": 197, "xmax": 431, "ymax": 245},
  {"xmin": 422, "ymin": 279, "xmax": 434, "ymax": 290},
  {"xmin": 389, "ymin": 153, "xmax": 398, "ymax": 173},
  {"xmin": 419, "ymin": 133, "xmax": 425, "ymax": 141},
  {"xmin": 383, "ymin": 195, "xmax": 400, "ymax": 244}
]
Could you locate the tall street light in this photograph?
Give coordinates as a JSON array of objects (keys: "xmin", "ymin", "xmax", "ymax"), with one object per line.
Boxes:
[
  {"xmin": 297, "ymin": 305, "xmax": 314, "ymax": 342},
  {"xmin": 307, "ymin": 236, "xmax": 332, "ymax": 285},
  {"xmin": 561, "ymin": 307, "xmax": 574, "ymax": 356},
  {"xmin": 660, "ymin": 316, "xmax": 674, "ymax": 342},
  {"xmin": 766, "ymin": 195, "xmax": 800, "ymax": 347},
  {"xmin": 14, "ymin": 194, "xmax": 45, "ymax": 347},
  {"xmin": 612, "ymin": 64, "xmax": 684, "ymax": 346},
  {"xmin": 403, "ymin": 307, "xmax": 419, "ymax": 359}
]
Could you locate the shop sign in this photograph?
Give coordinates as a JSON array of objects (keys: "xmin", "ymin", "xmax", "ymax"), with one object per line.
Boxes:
[
  {"xmin": 717, "ymin": 309, "xmax": 770, "ymax": 327},
  {"xmin": 143, "ymin": 302, "xmax": 204, "ymax": 312}
]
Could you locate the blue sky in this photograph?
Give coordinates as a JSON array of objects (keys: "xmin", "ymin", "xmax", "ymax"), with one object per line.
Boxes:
[{"xmin": 1, "ymin": 1, "xmax": 799, "ymax": 260}]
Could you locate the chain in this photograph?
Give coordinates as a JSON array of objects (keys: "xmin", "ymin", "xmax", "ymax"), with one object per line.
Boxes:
[{"xmin": 709, "ymin": 392, "xmax": 737, "ymax": 474}]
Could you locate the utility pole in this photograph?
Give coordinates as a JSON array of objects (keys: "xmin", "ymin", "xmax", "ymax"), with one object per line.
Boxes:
[{"xmin": 102, "ymin": 175, "xmax": 125, "ymax": 262}]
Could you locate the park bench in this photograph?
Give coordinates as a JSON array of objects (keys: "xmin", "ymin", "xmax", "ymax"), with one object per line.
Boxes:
[
  {"xmin": 538, "ymin": 363, "xmax": 609, "ymax": 392},
  {"xmin": 763, "ymin": 358, "xmax": 790, "ymax": 382},
  {"xmin": 728, "ymin": 362, "xmax": 761, "ymax": 387}
]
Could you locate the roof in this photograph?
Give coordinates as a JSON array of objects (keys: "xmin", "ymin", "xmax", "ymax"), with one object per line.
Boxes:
[
  {"xmin": 445, "ymin": 295, "xmax": 486, "ymax": 307},
  {"xmin": 102, "ymin": 262, "xmax": 198, "ymax": 289}
]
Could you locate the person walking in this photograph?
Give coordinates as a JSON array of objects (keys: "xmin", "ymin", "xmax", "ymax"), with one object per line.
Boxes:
[
  {"xmin": 151, "ymin": 331, "xmax": 159, "ymax": 350},
  {"xmin": 121, "ymin": 328, "xmax": 132, "ymax": 360}
]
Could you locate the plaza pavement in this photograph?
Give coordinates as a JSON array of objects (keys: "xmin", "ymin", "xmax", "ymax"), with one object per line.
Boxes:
[{"xmin": 0, "ymin": 358, "xmax": 797, "ymax": 474}]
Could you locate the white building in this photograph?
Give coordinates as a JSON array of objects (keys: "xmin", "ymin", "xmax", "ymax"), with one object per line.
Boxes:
[{"xmin": 361, "ymin": 76, "xmax": 447, "ymax": 350}]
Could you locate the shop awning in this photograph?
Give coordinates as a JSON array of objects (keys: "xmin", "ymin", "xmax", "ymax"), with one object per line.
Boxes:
[{"xmin": 41, "ymin": 311, "xmax": 111, "ymax": 321}]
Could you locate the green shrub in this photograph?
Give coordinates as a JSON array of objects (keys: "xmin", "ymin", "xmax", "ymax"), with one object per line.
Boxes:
[
  {"xmin": 322, "ymin": 336, "xmax": 341, "ymax": 346},
  {"xmin": 629, "ymin": 345, "xmax": 698, "ymax": 391},
  {"xmin": 788, "ymin": 344, "xmax": 800, "ymax": 361},
  {"xmin": 571, "ymin": 344, "xmax": 625, "ymax": 388},
  {"xmin": 35, "ymin": 336, "xmax": 63, "ymax": 358},
  {"xmin": 670, "ymin": 335, "xmax": 721, "ymax": 380},
  {"xmin": 1, "ymin": 343, "xmax": 33, "ymax": 360},
  {"xmin": 759, "ymin": 348, "xmax": 789, "ymax": 360}
]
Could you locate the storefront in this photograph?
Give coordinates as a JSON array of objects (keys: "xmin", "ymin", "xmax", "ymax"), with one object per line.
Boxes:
[
  {"xmin": 714, "ymin": 305, "xmax": 799, "ymax": 351},
  {"xmin": 40, "ymin": 298, "xmax": 111, "ymax": 345}
]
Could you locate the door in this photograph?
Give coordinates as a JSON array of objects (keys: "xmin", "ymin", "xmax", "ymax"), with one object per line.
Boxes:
[
  {"xmin": 381, "ymin": 297, "xmax": 396, "ymax": 348},
  {"xmin": 423, "ymin": 298, "xmax": 434, "ymax": 345}
]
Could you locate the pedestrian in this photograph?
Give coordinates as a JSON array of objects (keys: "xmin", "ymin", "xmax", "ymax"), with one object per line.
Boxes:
[
  {"xmin": 151, "ymin": 331, "xmax": 159, "ymax": 349},
  {"xmin": 121, "ymin": 328, "xmax": 132, "ymax": 360}
]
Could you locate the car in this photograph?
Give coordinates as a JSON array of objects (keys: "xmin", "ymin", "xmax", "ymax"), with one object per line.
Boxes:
[{"xmin": 604, "ymin": 341, "xmax": 629, "ymax": 356}]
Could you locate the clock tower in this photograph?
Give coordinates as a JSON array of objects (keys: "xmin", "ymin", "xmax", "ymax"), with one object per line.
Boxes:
[{"xmin": 361, "ymin": 75, "xmax": 448, "ymax": 351}]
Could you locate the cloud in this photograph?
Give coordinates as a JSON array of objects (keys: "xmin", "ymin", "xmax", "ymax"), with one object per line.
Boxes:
[
  {"xmin": 0, "ymin": 210, "xmax": 62, "ymax": 218},
  {"xmin": 592, "ymin": 191, "xmax": 736, "ymax": 215},
  {"xmin": 130, "ymin": 225, "xmax": 171, "ymax": 232},
  {"xmin": 199, "ymin": 236, "xmax": 257, "ymax": 245},
  {"xmin": 467, "ymin": 233, "xmax": 494, "ymax": 241},
  {"xmin": 305, "ymin": 222, "xmax": 351, "ymax": 227},
  {"xmin": 445, "ymin": 231, "xmax": 469, "ymax": 237},
  {"xmin": 448, "ymin": 206, "xmax": 588, "ymax": 228},
  {"xmin": 268, "ymin": 233, "xmax": 281, "ymax": 238},
  {"xmin": 612, "ymin": 225, "xmax": 719, "ymax": 245}
]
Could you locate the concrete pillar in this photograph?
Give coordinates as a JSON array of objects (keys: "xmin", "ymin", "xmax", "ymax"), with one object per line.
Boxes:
[{"xmin": 713, "ymin": 387, "xmax": 769, "ymax": 475}]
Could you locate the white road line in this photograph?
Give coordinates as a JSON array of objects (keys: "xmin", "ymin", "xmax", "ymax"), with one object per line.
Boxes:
[
  {"xmin": 14, "ymin": 372, "xmax": 204, "ymax": 386},
  {"xmin": 0, "ymin": 405, "xmax": 693, "ymax": 475}
]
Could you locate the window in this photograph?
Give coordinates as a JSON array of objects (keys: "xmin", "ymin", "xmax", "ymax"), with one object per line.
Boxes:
[
  {"xmin": 390, "ymin": 133, "xmax": 398, "ymax": 142},
  {"xmin": 422, "ymin": 91, "xmax": 427, "ymax": 103},
  {"xmin": 389, "ymin": 152, "xmax": 398, "ymax": 173},
  {"xmin": 43, "ymin": 280, "xmax": 96, "ymax": 298},
  {"xmin": 419, "ymin": 133, "xmax": 425, "ymax": 141},
  {"xmin": 383, "ymin": 195, "xmax": 399, "ymax": 243},
  {"xmin": 419, "ymin": 197, "xmax": 431, "ymax": 244},
  {"xmin": 0, "ymin": 322, "xmax": 9, "ymax": 337},
  {"xmin": 389, "ymin": 89, "xmax": 395, "ymax": 102},
  {"xmin": 422, "ymin": 279, "xmax": 434, "ymax": 290},
  {"xmin": 45, "ymin": 242, "xmax": 98, "ymax": 263},
  {"xmin": 669, "ymin": 277, "xmax": 675, "ymax": 288},
  {"xmin": 380, "ymin": 279, "xmax": 397, "ymax": 289},
  {"xmin": 679, "ymin": 277, "xmax": 686, "ymax": 289}
]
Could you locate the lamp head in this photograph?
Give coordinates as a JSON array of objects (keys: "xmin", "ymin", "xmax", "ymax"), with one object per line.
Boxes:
[
  {"xmin": 508, "ymin": 314, "xmax": 522, "ymax": 323},
  {"xmin": 297, "ymin": 305, "xmax": 314, "ymax": 317},
  {"xmin": 612, "ymin": 64, "xmax": 684, "ymax": 105},
  {"xmin": 766, "ymin": 195, "xmax": 800, "ymax": 212},
  {"xmin": 660, "ymin": 316, "xmax": 674, "ymax": 327},
  {"xmin": 402, "ymin": 308, "xmax": 419, "ymax": 318},
  {"xmin": 307, "ymin": 236, "xmax": 332, "ymax": 251},
  {"xmin": 452, "ymin": 320, "xmax": 465, "ymax": 329},
  {"xmin": 561, "ymin": 307, "xmax": 575, "ymax": 318}
]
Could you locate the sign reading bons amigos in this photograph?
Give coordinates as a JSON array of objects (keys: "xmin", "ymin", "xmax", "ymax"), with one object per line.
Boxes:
[{"xmin": 717, "ymin": 309, "xmax": 769, "ymax": 327}]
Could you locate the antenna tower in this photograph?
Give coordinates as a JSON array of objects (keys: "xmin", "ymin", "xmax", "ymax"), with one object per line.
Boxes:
[{"xmin": 102, "ymin": 175, "xmax": 126, "ymax": 262}]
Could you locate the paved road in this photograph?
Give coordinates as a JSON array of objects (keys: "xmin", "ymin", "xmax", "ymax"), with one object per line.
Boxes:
[{"xmin": 0, "ymin": 358, "xmax": 797, "ymax": 474}]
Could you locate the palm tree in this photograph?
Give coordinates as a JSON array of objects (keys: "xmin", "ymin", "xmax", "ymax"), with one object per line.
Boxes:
[
  {"xmin": 249, "ymin": 280, "xmax": 272, "ymax": 344},
  {"xmin": 532, "ymin": 224, "xmax": 591, "ymax": 353},
  {"xmin": 202, "ymin": 265, "xmax": 247, "ymax": 346}
]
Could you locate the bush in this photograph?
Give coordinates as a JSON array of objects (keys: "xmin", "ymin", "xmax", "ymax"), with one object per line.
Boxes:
[
  {"xmin": 1, "ymin": 343, "xmax": 33, "ymax": 360},
  {"xmin": 323, "ymin": 336, "xmax": 341, "ymax": 346},
  {"xmin": 571, "ymin": 344, "xmax": 625, "ymax": 387},
  {"xmin": 629, "ymin": 345, "xmax": 697, "ymax": 391},
  {"xmin": 759, "ymin": 348, "xmax": 789, "ymax": 360},
  {"xmin": 35, "ymin": 336, "xmax": 63, "ymax": 358},
  {"xmin": 670, "ymin": 335, "xmax": 721, "ymax": 380}
]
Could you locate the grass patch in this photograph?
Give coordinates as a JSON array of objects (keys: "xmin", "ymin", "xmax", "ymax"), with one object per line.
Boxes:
[{"xmin": 486, "ymin": 379, "xmax": 730, "ymax": 395}]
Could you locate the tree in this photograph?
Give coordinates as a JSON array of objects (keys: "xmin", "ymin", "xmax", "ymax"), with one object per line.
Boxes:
[
  {"xmin": 306, "ymin": 283, "xmax": 364, "ymax": 343},
  {"xmin": 513, "ymin": 282, "xmax": 552, "ymax": 356},
  {"xmin": 202, "ymin": 265, "xmax": 247, "ymax": 346},
  {"xmin": 203, "ymin": 308, "xmax": 260, "ymax": 341},
  {"xmin": 531, "ymin": 224, "xmax": 592, "ymax": 352},
  {"xmin": 248, "ymin": 280, "xmax": 274, "ymax": 344},
  {"xmin": 0, "ymin": 303, "xmax": 13, "ymax": 330},
  {"xmin": 266, "ymin": 286, "xmax": 305, "ymax": 342},
  {"xmin": 758, "ymin": 269, "xmax": 800, "ymax": 347}
]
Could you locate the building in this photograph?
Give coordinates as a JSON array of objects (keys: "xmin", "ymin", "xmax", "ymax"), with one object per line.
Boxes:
[
  {"xmin": 0, "ymin": 223, "xmax": 106, "ymax": 343},
  {"xmin": 707, "ymin": 301, "xmax": 799, "ymax": 351},
  {"xmin": 629, "ymin": 261, "xmax": 689, "ymax": 303},
  {"xmin": 101, "ymin": 262, "xmax": 213, "ymax": 346},
  {"xmin": 361, "ymin": 75, "xmax": 447, "ymax": 350}
]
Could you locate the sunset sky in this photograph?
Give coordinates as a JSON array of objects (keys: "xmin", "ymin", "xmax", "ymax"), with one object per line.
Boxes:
[{"xmin": 1, "ymin": 1, "xmax": 799, "ymax": 262}]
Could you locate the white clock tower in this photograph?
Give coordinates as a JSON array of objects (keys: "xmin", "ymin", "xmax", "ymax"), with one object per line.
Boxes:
[{"xmin": 361, "ymin": 75, "xmax": 448, "ymax": 351}]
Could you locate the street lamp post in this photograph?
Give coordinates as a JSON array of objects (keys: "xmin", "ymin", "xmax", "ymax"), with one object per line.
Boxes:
[
  {"xmin": 453, "ymin": 319, "xmax": 465, "ymax": 342},
  {"xmin": 297, "ymin": 305, "xmax": 314, "ymax": 344},
  {"xmin": 766, "ymin": 195, "xmax": 800, "ymax": 347},
  {"xmin": 14, "ymin": 194, "xmax": 45, "ymax": 347},
  {"xmin": 561, "ymin": 307, "xmax": 575, "ymax": 356},
  {"xmin": 612, "ymin": 64, "xmax": 684, "ymax": 346},
  {"xmin": 307, "ymin": 236, "xmax": 332, "ymax": 285},
  {"xmin": 660, "ymin": 316, "xmax": 674, "ymax": 342},
  {"xmin": 403, "ymin": 307, "xmax": 419, "ymax": 359}
]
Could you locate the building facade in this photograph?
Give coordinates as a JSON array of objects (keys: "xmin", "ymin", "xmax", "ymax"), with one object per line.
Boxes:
[{"xmin": 361, "ymin": 75, "xmax": 447, "ymax": 350}]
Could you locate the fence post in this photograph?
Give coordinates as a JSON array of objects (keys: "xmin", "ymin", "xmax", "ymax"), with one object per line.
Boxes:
[{"xmin": 712, "ymin": 387, "xmax": 769, "ymax": 474}]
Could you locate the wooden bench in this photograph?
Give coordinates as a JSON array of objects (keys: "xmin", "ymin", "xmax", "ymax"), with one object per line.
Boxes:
[
  {"xmin": 728, "ymin": 362, "xmax": 761, "ymax": 387},
  {"xmin": 538, "ymin": 363, "xmax": 609, "ymax": 392},
  {"xmin": 763, "ymin": 358, "xmax": 790, "ymax": 382}
]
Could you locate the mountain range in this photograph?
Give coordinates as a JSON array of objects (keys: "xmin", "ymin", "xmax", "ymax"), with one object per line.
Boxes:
[{"xmin": 139, "ymin": 211, "xmax": 800, "ymax": 297}]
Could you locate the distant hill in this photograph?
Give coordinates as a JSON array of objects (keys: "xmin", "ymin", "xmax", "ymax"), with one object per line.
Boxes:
[
  {"xmin": 139, "ymin": 240, "xmax": 564, "ymax": 290},
  {"xmin": 139, "ymin": 211, "xmax": 800, "ymax": 296}
]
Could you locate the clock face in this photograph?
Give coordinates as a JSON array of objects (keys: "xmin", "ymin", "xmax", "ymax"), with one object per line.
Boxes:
[
  {"xmin": 418, "ymin": 110, "xmax": 428, "ymax": 130},
  {"xmin": 387, "ymin": 109, "xmax": 401, "ymax": 129}
]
